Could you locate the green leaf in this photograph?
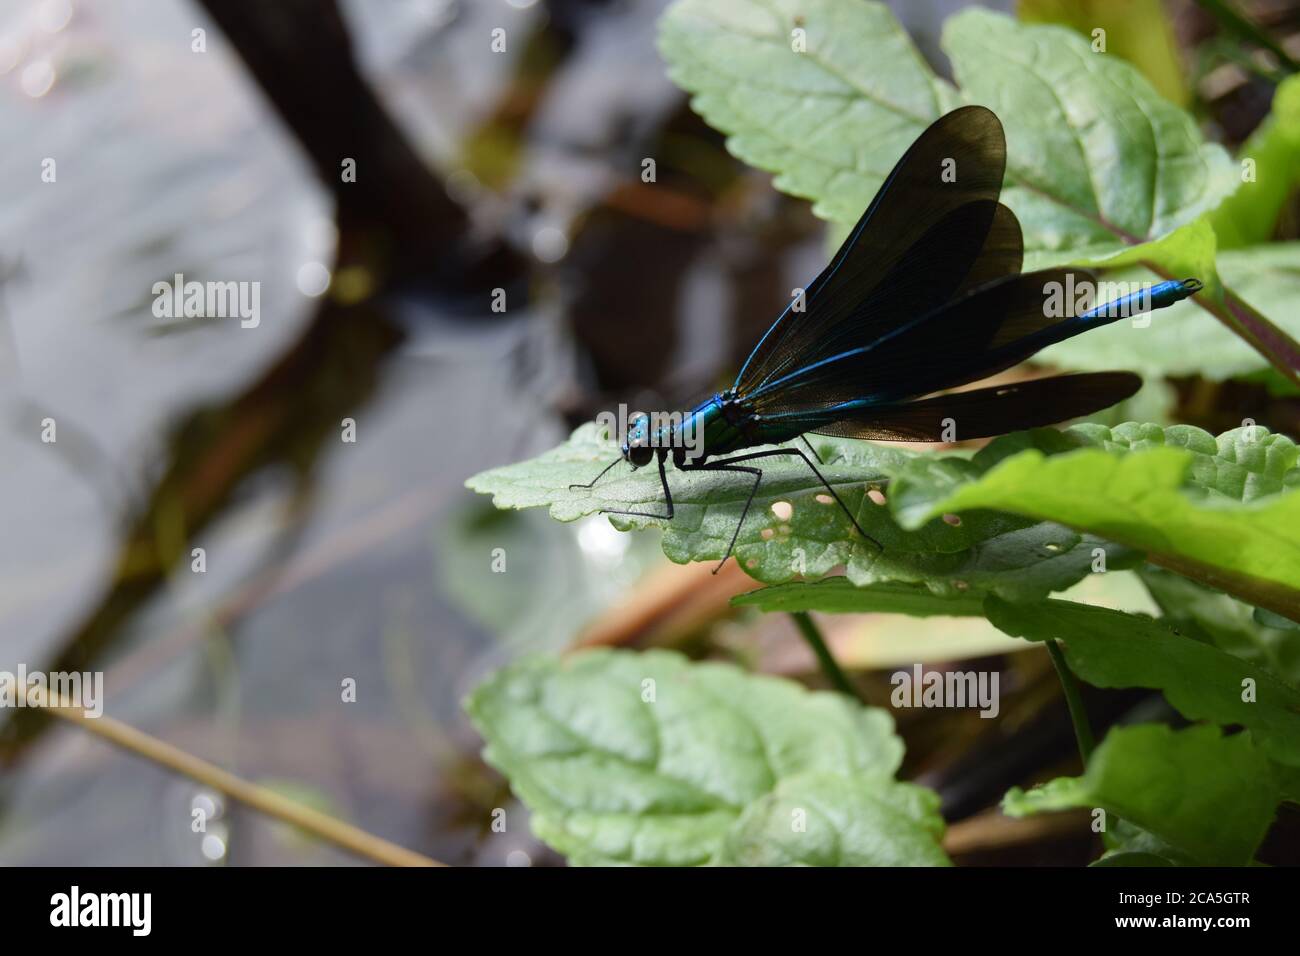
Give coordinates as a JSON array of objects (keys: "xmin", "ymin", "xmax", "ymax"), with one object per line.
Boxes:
[
  {"xmin": 984, "ymin": 595, "xmax": 1300, "ymax": 765},
  {"xmin": 731, "ymin": 578, "xmax": 986, "ymax": 616},
  {"xmin": 464, "ymin": 648, "xmax": 948, "ymax": 866},
  {"xmin": 892, "ymin": 423, "xmax": 1300, "ymax": 620},
  {"xmin": 716, "ymin": 772, "xmax": 950, "ymax": 866},
  {"xmin": 658, "ymin": 2, "xmax": 1300, "ymax": 379},
  {"xmin": 659, "ymin": 3, "xmax": 1237, "ymax": 270},
  {"xmin": 1039, "ymin": 243, "xmax": 1300, "ymax": 381},
  {"xmin": 1098, "ymin": 818, "xmax": 1198, "ymax": 866},
  {"xmin": 1139, "ymin": 566, "xmax": 1300, "ymax": 687},
  {"xmin": 467, "ymin": 424, "xmax": 1136, "ymax": 597},
  {"xmin": 468, "ymin": 423, "xmax": 897, "ymax": 583},
  {"xmin": 470, "ymin": 423, "xmax": 1299, "ymax": 609},
  {"xmin": 657, "ymin": 0, "xmax": 953, "ymax": 225},
  {"xmin": 1068, "ymin": 216, "xmax": 1222, "ymax": 297},
  {"xmin": 1003, "ymin": 724, "xmax": 1280, "ymax": 865},
  {"xmin": 1211, "ymin": 74, "xmax": 1300, "ymax": 249},
  {"xmin": 733, "ymin": 570, "xmax": 1158, "ymax": 669},
  {"xmin": 1019, "ymin": 0, "xmax": 1189, "ymax": 107},
  {"xmin": 954, "ymin": 43, "xmax": 1300, "ymax": 384},
  {"xmin": 942, "ymin": 10, "xmax": 1238, "ymax": 270}
]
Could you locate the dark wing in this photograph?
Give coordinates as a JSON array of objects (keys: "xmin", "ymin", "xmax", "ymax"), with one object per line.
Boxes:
[
  {"xmin": 745, "ymin": 266, "xmax": 1100, "ymax": 415},
  {"xmin": 735, "ymin": 105, "xmax": 1018, "ymax": 396},
  {"xmin": 809, "ymin": 372, "xmax": 1141, "ymax": 442}
]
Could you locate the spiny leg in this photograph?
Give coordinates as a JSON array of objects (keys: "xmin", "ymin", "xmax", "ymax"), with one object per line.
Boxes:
[
  {"xmin": 568, "ymin": 457, "xmax": 621, "ymax": 491},
  {"xmin": 799, "ymin": 434, "xmax": 823, "ymax": 465},
  {"xmin": 679, "ymin": 459, "xmax": 764, "ymax": 574},
  {"xmin": 597, "ymin": 454, "xmax": 675, "ymax": 521},
  {"xmin": 698, "ymin": 447, "xmax": 884, "ymax": 552}
]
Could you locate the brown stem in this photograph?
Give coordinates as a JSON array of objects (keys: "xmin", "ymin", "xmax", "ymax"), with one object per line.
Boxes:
[{"xmin": 45, "ymin": 700, "xmax": 443, "ymax": 867}]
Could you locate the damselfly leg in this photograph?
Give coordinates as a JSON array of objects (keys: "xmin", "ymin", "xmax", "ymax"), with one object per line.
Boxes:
[
  {"xmin": 568, "ymin": 457, "xmax": 621, "ymax": 490},
  {"xmin": 587, "ymin": 445, "xmax": 885, "ymax": 571},
  {"xmin": 799, "ymin": 435, "xmax": 824, "ymax": 465},
  {"xmin": 682, "ymin": 447, "xmax": 884, "ymax": 571},
  {"xmin": 595, "ymin": 454, "xmax": 675, "ymax": 521}
]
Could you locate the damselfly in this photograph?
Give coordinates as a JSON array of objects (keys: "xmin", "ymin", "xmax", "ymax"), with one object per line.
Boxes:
[{"xmin": 573, "ymin": 106, "xmax": 1201, "ymax": 570}]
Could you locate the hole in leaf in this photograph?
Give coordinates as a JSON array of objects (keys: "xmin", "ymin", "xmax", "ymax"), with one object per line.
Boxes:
[
  {"xmin": 868, "ymin": 488, "xmax": 887, "ymax": 506},
  {"xmin": 770, "ymin": 501, "xmax": 793, "ymax": 520},
  {"xmin": 815, "ymin": 494, "xmax": 834, "ymax": 505},
  {"xmin": 760, "ymin": 528, "xmax": 774, "ymax": 540},
  {"xmin": 942, "ymin": 513, "xmax": 961, "ymax": 526}
]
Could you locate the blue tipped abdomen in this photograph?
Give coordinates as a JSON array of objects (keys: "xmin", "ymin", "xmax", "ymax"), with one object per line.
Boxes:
[{"xmin": 1080, "ymin": 277, "xmax": 1202, "ymax": 323}]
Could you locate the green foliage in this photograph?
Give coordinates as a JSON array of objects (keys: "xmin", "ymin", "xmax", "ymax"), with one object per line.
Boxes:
[
  {"xmin": 468, "ymin": 423, "xmax": 1143, "ymax": 597},
  {"xmin": 464, "ymin": 649, "xmax": 948, "ymax": 866},
  {"xmin": 657, "ymin": 0, "xmax": 956, "ymax": 226},
  {"xmin": 470, "ymin": 422, "xmax": 1300, "ymax": 618},
  {"xmin": 466, "ymin": 1, "xmax": 1300, "ymax": 870},
  {"xmin": 731, "ymin": 578, "xmax": 986, "ymax": 617},
  {"xmin": 1019, "ymin": 0, "xmax": 1189, "ymax": 107},
  {"xmin": 892, "ymin": 424, "xmax": 1300, "ymax": 620},
  {"xmin": 716, "ymin": 771, "xmax": 949, "ymax": 866},
  {"xmin": 1003, "ymin": 724, "xmax": 1281, "ymax": 865},
  {"xmin": 659, "ymin": 3, "xmax": 1235, "ymax": 269},
  {"xmin": 660, "ymin": 0, "xmax": 1300, "ymax": 380},
  {"xmin": 1140, "ymin": 566, "xmax": 1300, "ymax": 686},
  {"xmin": 942, "ymin": 11, "xmax": 1236, "ymax": 271},
  {"xmin": 984, "ymin": 595, "xmax": 1300, "ymax": 765},
  {"xmin": 1211, "ymin": 74, "xmax": 1300, "ymax": 248}
]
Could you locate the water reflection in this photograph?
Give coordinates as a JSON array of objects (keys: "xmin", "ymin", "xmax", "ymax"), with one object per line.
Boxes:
[{"xmin": 0, "ymin": 0, "xmax": 1010, "ymax": 867}]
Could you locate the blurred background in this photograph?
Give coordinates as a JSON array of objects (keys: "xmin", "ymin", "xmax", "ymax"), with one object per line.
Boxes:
[{"xmin": 0, "ymin": 0, "xmax": 1297, "ymax": 866}]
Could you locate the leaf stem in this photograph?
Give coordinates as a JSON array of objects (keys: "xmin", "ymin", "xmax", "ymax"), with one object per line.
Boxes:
[
  {"xmin": 44, "ymin": 698, "xmax": 444, "ymax": 867},
  {"xmin": 790, "ymin": 612, "xmax": 865, "ymax": 703},
  {"xmin": 1141, "ymin": 260, "xmax": 1300, "ymax": 386},
  {"xmin": 1045, "ymin": 639, "xmax": 1095, "ymax": 766}
]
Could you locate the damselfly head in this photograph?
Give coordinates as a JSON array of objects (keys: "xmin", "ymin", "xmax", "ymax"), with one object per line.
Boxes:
[{"xmin": 620, "ymin": 413, "xmax": 655, "ymax": 468}]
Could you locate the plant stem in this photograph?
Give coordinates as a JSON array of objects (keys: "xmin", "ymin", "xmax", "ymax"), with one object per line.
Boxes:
[
  {"xmin": 1142, "ymin": 260, "xmax": 1300, "ymax": 388},
  {"xmin": 1045, "ymin": 639, "xmax": 1095, "ymax": 766},
  {"xmin": 44, "ymin": 698, "xmax": 444, "ymax": 867},
  {"xmin": 790, "ymin": 612, "xmax": 865, "ymax": 703}
]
